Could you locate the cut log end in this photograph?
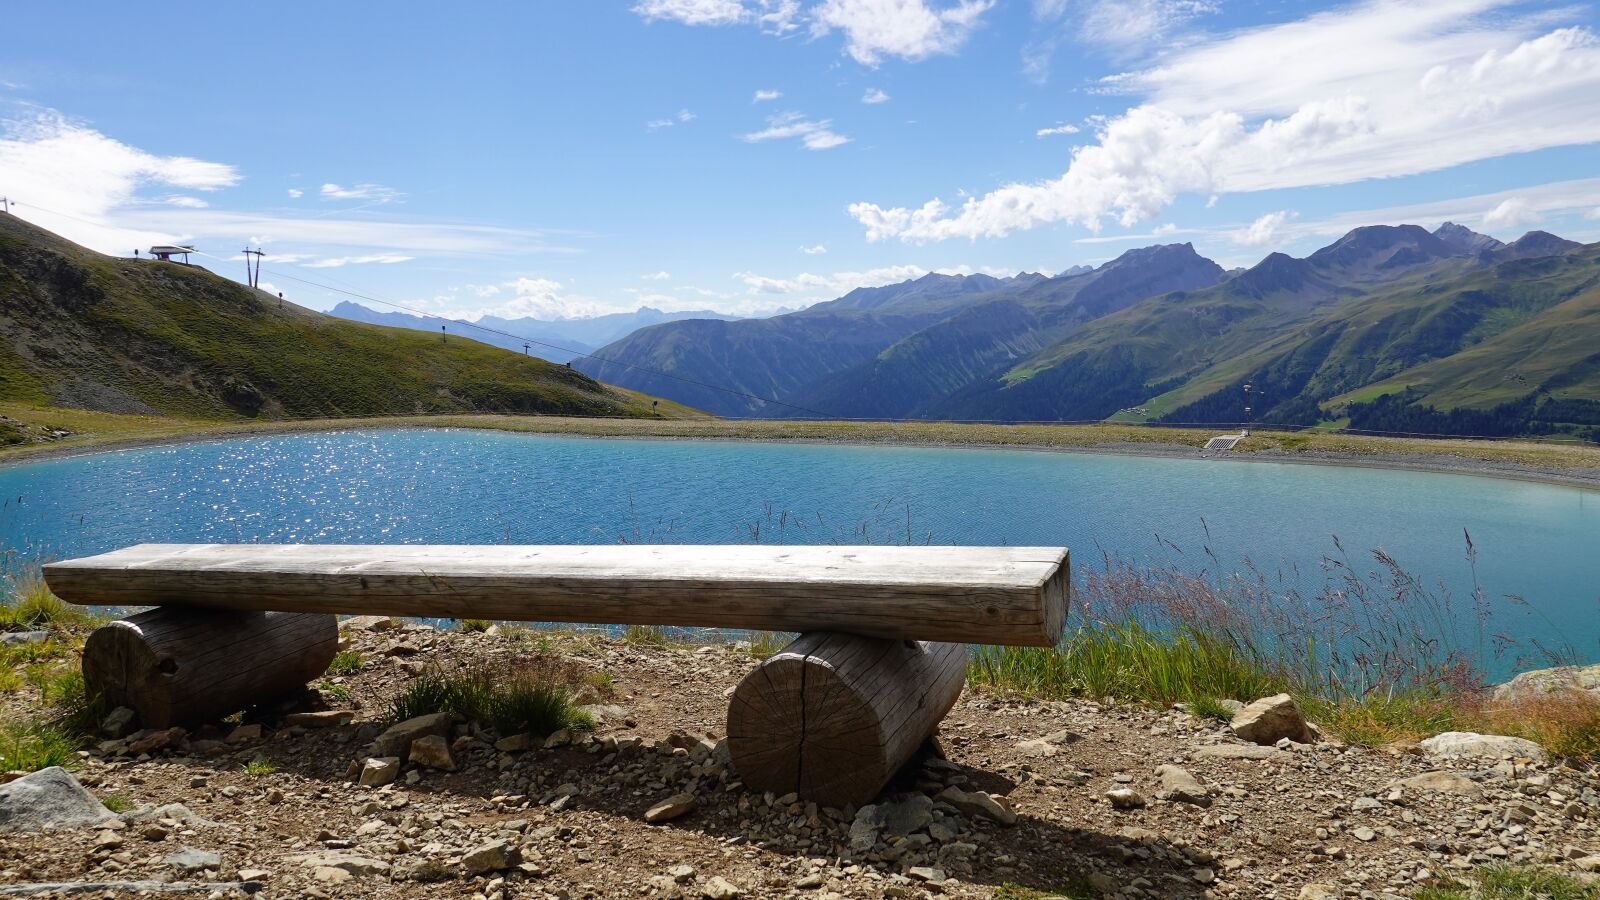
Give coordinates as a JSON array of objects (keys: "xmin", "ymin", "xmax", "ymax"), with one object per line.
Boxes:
[
  {"xmin": 726, "ymin": 632, "xmax": 966, "ymax": 807},
  {"xmin": 83, "ymin": 608, "xmax": 338, "ymax": 729}
]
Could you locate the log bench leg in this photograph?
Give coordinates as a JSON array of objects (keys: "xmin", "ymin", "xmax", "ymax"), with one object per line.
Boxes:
[
  {"xmin": 82, "ymin": 608, "xmax": 338, "ymax": 729},
  {"xmin": 726, "ymin": 632, "xmax": 966, "ymax": 807}
]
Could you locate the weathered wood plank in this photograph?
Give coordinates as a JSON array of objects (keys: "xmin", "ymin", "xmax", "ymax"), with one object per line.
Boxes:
[
  {"xmin": 45, "ymin": 544, "xmax": 1069, "ymax": 646},
  {"xmin": 726, "ymin": 631, "xmax": 967, "ymax": 806}
]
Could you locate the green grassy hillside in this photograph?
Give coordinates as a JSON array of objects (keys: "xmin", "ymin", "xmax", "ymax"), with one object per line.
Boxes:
[{"xmin": 0, "ymin": 214, "xmax": 695, "ymax": 422}]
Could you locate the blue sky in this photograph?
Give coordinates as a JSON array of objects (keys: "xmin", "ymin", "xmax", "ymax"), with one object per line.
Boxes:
[{"xmin": 4, "ymin": 0, "xmax": 1600, "ymax": 320}]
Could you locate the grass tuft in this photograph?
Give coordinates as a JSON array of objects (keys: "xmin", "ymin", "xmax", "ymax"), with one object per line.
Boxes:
[
  {"xmin": 242, "ymin": 757, "xmax": 276, "ymax": 777},
  {"xmin": 385, "ymin": 658, "xmax": 594, "ymax": 738},
  {"xmin": 100, "ymin": 795, "xmax": 134, "ymax": 813},
  {"xmin": 1187, "ymin": 696, "xmax": 1237, "ymax": 722},
  {"xmin": 0, "ymin": 569, "xmax": 97, "ymax": 632},
  {"xmin": 456, "ymin": 618, "xmax": 494, "ymax": 633},
  {"xmin": 1415, "ymin": 864, "xmax": 1600, "ymax": 899},
  {"xmin": 324, "ymin": 650, "xmax": 363, "ymax": 676},
  {"xmin": 622, "ymin": 624, "xmax": 671, "ymax": 648},
  {"xmin": 0, "ymin": 721, "xmax": 79, "ymax": 772}
]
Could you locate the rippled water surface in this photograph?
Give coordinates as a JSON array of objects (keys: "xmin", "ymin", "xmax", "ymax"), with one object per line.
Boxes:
[{"xmin": 1, "ymin": 428, "xmax": 1596, "ymax": 672}]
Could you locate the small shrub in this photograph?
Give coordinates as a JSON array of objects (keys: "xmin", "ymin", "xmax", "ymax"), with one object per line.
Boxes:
[
  {"xmin": 586, "ymin": 670, "xmax": 616, "ymax": 696},
  {"xmin": 0, "ymin": 721, "xmax": 79, "ymax": 772},
  {"xmin": 0, "ymin": 668, "xmax": 22, "ymax": 693},
  {"xmin": 622, "ymin": 624, "xmax": 670, "ymax": 648},
  {"xmin": 385, "ymin": 658, "xmax": 593, "ymax": 738},
  {"xmin": 242, "ymin": 757, "xmax": 276, "ymax": 777},
  {"xmin": 100, "ymin": 795, "xmax": 134, "ymax": 813},
  {"xmin": 325, "ymin": 650, "xmax": 363, "ymax": 676},
  {"xmin": 456, "ymin": 618, "xmax": 493, "ymax": 633}
]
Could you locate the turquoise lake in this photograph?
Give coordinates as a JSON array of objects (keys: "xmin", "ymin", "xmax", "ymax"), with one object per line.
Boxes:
[{"xmin": 1, "ymin": 428, "xmax": 1596, "ymax": 675}]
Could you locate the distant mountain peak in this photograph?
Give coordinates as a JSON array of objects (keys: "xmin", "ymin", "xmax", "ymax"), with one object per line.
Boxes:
[{"xmin": 1433, "ymin": 221, "xmax": 1504, "ymax": 253}]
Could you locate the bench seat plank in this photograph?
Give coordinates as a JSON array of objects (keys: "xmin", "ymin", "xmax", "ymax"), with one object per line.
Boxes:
[{"xmin": 45, "ymin": 544, "xmax": 1069, "ymax": 646}]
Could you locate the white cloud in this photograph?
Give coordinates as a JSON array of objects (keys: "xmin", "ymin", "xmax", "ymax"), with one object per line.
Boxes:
[
  {"xmin": 851, "ymin": 2, "xmax": 1600, "ymax": 242},
  {"xmin": 164, "ymin": 195, "xmax": 209, "ymax": 208},
  {"xmin": 643, "ymin": 270, "xmax": 672, "ymax": 280},
  {"xmin": 1081, "ymin": 0, "xmax": 1218, "ymax": 49},
  {"xmin": 812, "ymin": 0, "xmax": 993, "ymax": 64},
  {"xmin": 1035, "ymin": 123, "xmax": 1081, "ymax": 137},
  {"xmin": 800, "ymin": 243, "xmax": 828, "ymax": 254},
  {"xmin": 1232, "ymin": 210, "xmax": 1297, "ymax": 246},
  {"xmin": 1480, "ymin": 197, "xmax": 1541, "ymax": 232},
  {"xmin": 286, "ymin": 188, "xmax": 303, "ymax": 198},
  {"xmin": 861, "ymin": 87, "xmax": 890, "ymax": 104},
  {"xmin": 632, "ymin": 0, "xmax": 748, "ymax": 25},
  {"xmin": 302, "ymin": 253, "xmax": 415, "ymax": 269},
  {"xmin": 754, "ymin": 89, "xmax": 783, "ymax": 102},
  {"xmin": 320, "ymin": 182, "xmax": 403, "ymax": 203},
  {"xmin": 0, "ymin": 111, "xmax": 240, "ymax": 252},
  {"xmin": 648, "ymin": 109, "xmax": 698, "ymax": 130},
  {"xmin": 633, "ymin": 0, "xmax": 990, "ymax": 62},
  {"xmin": 743, "ymin": 111, "xmax": 850, "ymax": 150}
]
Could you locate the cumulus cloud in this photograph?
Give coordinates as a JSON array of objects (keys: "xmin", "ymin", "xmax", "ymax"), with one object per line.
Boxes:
[
  {"xmin": 287, "ymin": 188, "xmax": 303, "ymax": 198},
  {"xmin": 320, "ymin": 182, "xmax": 403, "ymax": 203},
  {"xmin": 164, "ymin": 196, "xmax": 209, "ymax": 208},
  {"xmin": 633, "ymin": 0, "xmax": 990, "ymax": 63},
  {"xmin": 861, "ymin": 87, "xmax": 890, "ymax": 104},
  {"xmin": 800, "ymin": 243, "xmax": 828, "ymax": 254},
  {"xmin": 743, "ymin": 111, "xmax": 851, "ymax": 150},
  {"xmin": 1035, "ymin": 123, "xmax": 1080, "ymax": 137},
  {"xmin": 1480, "ymin": 197, "xmax": 1541, "ymax": 231},
  {"xmin": 643, "ymin": 270, "xmax": 672, "ymax": 280},
  {"xmin": 851, "ymin": 1, "xmax": 1600, "ymax": 242},
  {"xmin": 1232, "ymin": 210, "xmax": 1297, "ymax": 246},
  {"xmin": 754, "ymin": 89, "xmax": 783, "ymax": 102}
]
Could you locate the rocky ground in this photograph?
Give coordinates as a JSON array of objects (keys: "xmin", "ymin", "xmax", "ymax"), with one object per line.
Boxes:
[{"xmin": 2, "ymin": 622, "xmax": 1598, "ymax": 899}]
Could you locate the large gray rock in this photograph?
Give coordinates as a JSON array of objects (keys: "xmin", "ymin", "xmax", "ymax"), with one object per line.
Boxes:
[
  {"xmin": 1155, "ymin": 764, "xmax": 1210, "ymax": 806},
  {"xmin": 0, "ymin": 631, "xmax": 50, "ymax": 647},
  {"xmin": 1419, "ymin": 732, "xmax": 1545, "ymax": 761},
  {"xmin": 1492, "ymin": 663, "xmax": 1600, "ymax": 702},
  {"xmin": 1230, "ymin": 694, "xmax": 1317, "ymax": 745},
  {"xmin": 0, "ymin": 767, "xmax": 118, "ymax": 831},
  {"xmin": 372, "ymin": 712, "xmax": 459, "ymax": 758}
]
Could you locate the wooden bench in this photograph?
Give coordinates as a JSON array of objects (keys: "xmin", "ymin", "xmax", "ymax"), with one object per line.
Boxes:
[{"xmin": 45, "ymin": 544, "xmax": 1068, "ymax": 805}]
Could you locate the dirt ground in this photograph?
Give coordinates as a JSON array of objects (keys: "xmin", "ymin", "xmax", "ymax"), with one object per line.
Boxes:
[{"xmin": 2, "ymin": 623, "xmax": 1596, "ymax": 899}]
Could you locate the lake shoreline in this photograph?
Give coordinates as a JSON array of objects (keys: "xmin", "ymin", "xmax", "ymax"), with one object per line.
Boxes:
[{"xmin": 5, "ymin": 413, "xmax": 1600, "ymax": 490}]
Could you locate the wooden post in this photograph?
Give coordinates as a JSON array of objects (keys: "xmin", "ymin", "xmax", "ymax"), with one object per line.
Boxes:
[
  {"xmin": 82, "ymin": 608, "xmax": 338, "ymax": 729},
  {"xmin": 727, "ymin": 632, "xmax": 967, "ymax": 807}
]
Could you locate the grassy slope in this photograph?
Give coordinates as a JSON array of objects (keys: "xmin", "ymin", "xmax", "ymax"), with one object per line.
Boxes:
[
  {"xmin": 1329, "ymin": 275, "xmax": 1600, "ymax": 411},
  {"xmin": 0, "ymin": 214, "xmax": 697, "ymax": 422}
]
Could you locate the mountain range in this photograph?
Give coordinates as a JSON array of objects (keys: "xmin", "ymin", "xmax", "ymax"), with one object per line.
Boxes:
[
  {"xmin": 328, "ymin": 302, "xmax": 743, "ymax": 364},
  {"xmin": 0, "ymin": 215, "xmax": 687, "ymax": 421},
  {"xmin": 575, "ymin": 224, "xmax": 1600, "ymax": 440}
]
